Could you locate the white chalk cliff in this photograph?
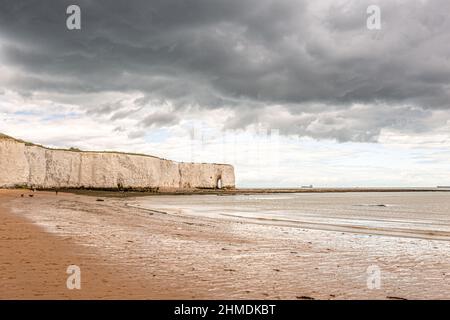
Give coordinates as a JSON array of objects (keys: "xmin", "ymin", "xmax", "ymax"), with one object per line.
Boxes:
[{"xmin": 0, "ymin": 134, "xmax": 235, "ymax": 190}]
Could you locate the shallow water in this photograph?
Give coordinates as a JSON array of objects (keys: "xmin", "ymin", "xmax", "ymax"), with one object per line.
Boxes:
[{"xmin": 131, "ymin": 192, "xmax": 450, "ymax": 240}]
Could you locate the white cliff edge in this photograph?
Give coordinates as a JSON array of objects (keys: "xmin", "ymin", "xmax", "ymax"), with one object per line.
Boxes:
[{"xmin": 0, "ymin": 134, "xmax": 235, "ymax": 190}]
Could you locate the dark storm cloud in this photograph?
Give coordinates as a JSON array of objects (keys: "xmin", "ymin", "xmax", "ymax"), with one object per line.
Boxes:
[{"xmin": 0, "ymin": 0, "xmax": 449, "ymax": 141}]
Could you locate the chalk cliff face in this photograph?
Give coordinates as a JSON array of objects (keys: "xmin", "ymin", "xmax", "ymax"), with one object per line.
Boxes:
[{"xmin": 0, "ymin": 135, "xmax": 235, "ymax": 190}]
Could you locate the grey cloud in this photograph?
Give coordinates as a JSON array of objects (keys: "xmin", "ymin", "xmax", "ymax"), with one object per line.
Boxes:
[
  {"xmin": 127, "ymin": 130, "xmax": 146, "ymax": 139},
  {"xmin": 140, "ymin": 111, "xmax": 179, "ymax": 128},
  {"xmin": 88, "ymin": 101, "xmax": 125, "ymax": 116},
  {"xmin": 0, "ymin": 0, "xmax": 449, "ymax": 141}
]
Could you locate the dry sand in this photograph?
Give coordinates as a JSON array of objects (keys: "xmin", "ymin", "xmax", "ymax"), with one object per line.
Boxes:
[{"xmin": 1, "ymin": 189, "xmax": 449, "ymax": 299}]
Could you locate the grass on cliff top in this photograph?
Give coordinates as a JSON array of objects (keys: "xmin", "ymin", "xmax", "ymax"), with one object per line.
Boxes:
[
  {"xmin": 0, "ymin": 133, "xmax": 35, "ymax": 145},
  {"xmin": 0, "ymin": 132, "xmax": 230, "ymax": 165}
]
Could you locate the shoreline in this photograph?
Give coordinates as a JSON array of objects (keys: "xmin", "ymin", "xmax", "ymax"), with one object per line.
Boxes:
[{"xmin": 15, "ymin": 186, "xmax": 450, "ymax": 199}]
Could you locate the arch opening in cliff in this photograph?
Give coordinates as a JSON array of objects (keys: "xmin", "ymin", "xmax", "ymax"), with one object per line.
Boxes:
[{"xmin": 216, "ymin": 177, "xmax": 222, "ymax": 189}]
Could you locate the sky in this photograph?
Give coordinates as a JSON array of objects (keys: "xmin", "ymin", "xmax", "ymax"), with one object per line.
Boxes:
[{"xmin": 1, "ymin": 0, "xmax": 450, "ymax": 187}]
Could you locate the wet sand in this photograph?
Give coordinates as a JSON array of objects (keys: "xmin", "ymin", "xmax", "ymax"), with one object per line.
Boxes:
[
  {"xmin": 0, "ymin": 190, "xmax": 194, "ymax": 299},
  {"xmin": 0, "ymin": 190, "xmax": 115, "ymax": 299},
  {"xmin": 1, "ymin": 189, "xmax": 450, "ymax": 299}
]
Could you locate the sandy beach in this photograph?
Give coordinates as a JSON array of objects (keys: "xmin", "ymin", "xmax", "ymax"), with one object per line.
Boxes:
[
  {"xmin": 1, "ymin": 189, "xmax": 450, "ymax": 299},
  {"xmin": 0, "ymin": 190, "xmax": 161, "ymax": 299}
]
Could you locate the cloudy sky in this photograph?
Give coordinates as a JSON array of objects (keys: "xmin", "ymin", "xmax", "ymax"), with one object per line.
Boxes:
[{"xmin": 1, "ymin": 0, "xmax": 450, "ymax": 187}]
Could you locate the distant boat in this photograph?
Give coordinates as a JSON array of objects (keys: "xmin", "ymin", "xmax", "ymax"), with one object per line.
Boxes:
[{"xmin": 301, "ymin": 185, "xmax": 313, "ymax": 188}]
